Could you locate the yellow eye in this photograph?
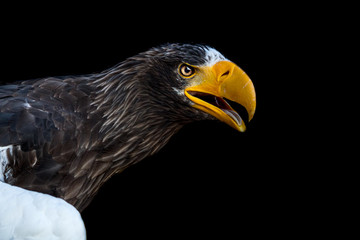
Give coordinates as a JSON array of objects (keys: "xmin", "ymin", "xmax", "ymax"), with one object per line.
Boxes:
[{"xmin": 179, "ymin": 64, "xmax": 196, "ymax": 78}]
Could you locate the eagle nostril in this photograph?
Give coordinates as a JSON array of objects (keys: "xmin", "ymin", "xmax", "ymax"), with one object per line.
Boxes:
[
  {"xmin": 221, "ymin": 71, "xmax": 230, "ymax": 77},
  {"xmin": 219, "ymin": 70, "xmax": 230, "ymax": 82}
]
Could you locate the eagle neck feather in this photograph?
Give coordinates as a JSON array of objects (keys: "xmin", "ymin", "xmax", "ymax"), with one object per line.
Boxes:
[
  {"xmin": 87, "ymin": 57, "xmax": 183, "ymax": 173},
  {"xmin": 59, "ymin": 58, "xmax": 185, "ymax": 210}
]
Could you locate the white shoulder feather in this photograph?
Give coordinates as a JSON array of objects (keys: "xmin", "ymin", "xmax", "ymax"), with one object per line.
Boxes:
[{"xmin": 0, "ymin": 181, "xmax": 86, "ymax": 240}]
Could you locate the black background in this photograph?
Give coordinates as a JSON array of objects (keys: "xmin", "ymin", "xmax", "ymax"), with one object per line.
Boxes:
[{"xmin": 1, "ymin": 5, "xmax": 339, "ymax": 239}]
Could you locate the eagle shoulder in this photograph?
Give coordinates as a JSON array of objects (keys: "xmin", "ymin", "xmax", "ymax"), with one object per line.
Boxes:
[
  {"xmin": 0, "ymin": 181, "xmax": 86, "ymax": 239},
  {"xmin": 0, "ymin": 77, "xmax": 95, "ymax": 192}
]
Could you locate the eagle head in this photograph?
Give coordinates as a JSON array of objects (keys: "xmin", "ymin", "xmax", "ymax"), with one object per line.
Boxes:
[{"xmin": 132, "ymin": 43, "xmax": 256, "ymax": 132}]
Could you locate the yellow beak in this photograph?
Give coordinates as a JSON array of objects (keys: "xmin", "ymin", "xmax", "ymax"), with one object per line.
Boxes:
[{"xmin": 184, "ymin": 61, "xmax": 256, "ymax": 132}]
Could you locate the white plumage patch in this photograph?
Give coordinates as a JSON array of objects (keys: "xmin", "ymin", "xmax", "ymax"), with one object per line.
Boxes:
[
  {"xmin": 0, "ymin": 181, "xmax": 86, "ymax": 240},
  {"xmin": 202, "ymin": 47, "xmax": 227, "ymax": 67},
  {"xmin": 0, "ymin": 146, "xmax": 12, "ymax": 182}
]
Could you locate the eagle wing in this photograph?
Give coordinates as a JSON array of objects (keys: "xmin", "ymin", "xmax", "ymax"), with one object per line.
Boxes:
[{"xmin": 0, "ymin": 78, "xmax": 92, "ymax": 195}]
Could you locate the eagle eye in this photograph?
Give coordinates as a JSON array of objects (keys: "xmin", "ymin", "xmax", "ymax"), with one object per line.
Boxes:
[{"xmin": 179, "ymin": 64, "xmax": 196, "ymax": 78}]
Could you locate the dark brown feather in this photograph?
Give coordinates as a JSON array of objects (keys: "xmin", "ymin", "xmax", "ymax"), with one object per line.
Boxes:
[{"xmin": 0, "ymin": 44, "xmax": 211, "ymax": 211}]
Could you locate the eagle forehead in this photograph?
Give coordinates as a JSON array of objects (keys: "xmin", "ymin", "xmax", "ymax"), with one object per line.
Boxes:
[{"xmin": 202, "ymin": 46, "xmax": 227, "ymax": 67}]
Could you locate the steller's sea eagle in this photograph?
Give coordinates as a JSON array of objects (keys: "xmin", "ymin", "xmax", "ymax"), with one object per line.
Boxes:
[{"xmin": 0, "ymin": 43, "xmax": 256, "ymax": 239}]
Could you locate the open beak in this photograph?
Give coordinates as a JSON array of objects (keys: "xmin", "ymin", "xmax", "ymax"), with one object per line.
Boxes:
[{"xmin": 184, "ymin": 61, "xmax": 256, "ymax": 132}]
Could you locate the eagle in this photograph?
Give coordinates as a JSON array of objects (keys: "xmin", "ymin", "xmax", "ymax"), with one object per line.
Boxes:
[{"xmin": 0, "ymin": 43, "xmax": 256, "ymax": 238}]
